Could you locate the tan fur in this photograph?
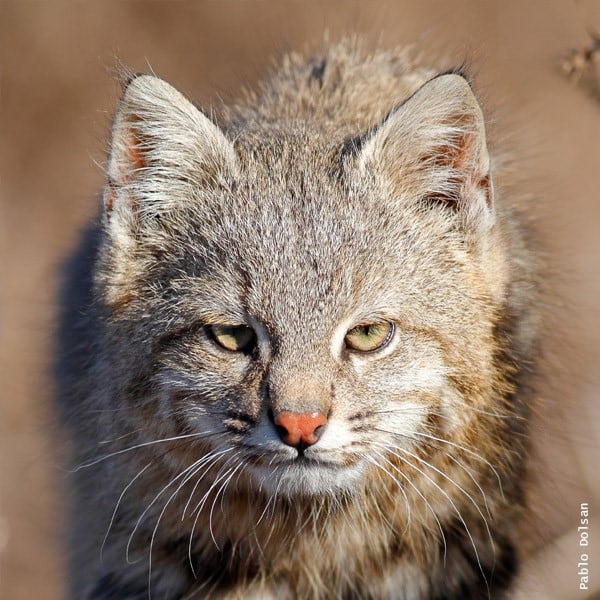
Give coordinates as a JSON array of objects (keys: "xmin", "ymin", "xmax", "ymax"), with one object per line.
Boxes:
[{"xmin": 56, "ymin": 38, "xmax": 540, "ymax": 599}]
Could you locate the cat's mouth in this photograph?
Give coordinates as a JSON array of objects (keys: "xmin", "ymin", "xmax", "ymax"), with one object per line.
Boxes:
[
  {"xmin": 281, "ymin": 453, "xmax": 340, "ymax": 469},
  {"xmin": 246, "ymin": 446, "xmax": 352, "ymax": 469},
  {"xmin": 241, "ymin": 447, "xmax": 365, "ymax": 497}
]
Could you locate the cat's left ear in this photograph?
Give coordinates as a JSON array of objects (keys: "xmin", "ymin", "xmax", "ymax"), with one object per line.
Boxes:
[{"xmin": 357, "ymin": 73, "xmax": 494, "ymax": 230}]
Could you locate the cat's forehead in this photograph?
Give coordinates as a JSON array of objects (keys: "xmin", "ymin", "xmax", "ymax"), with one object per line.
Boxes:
[
  {"xmin": 218, "ymin": 184, "xmax": 372, "ymax": 320},
  {"xmin": 176, "ymin": 128, "xmax": 466, "ymax": 331},
  {"xmin": 229, "ymin": 162, "xmax": 386, "ymax": 275},
  {"xmin": 234, "ymin": 127, "xmax": 338, "ymax": 184},
  {"xmin": 192, "ymin": 188, "xmax": 443, "ymax": 332}
]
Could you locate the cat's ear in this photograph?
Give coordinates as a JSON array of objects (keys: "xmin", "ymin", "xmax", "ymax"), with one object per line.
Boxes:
[
  {"xmin": 358, "ymin": 73, "xmax": 493, "ymax": 230},
  {"xmin": 104, "ymin": 74, "xmax": 238, "ymax": 218}
]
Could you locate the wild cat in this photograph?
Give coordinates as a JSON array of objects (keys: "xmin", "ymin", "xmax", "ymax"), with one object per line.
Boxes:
[{"xmin": 56, "ymin": 39, "xmax": 540, "ymax": 599}]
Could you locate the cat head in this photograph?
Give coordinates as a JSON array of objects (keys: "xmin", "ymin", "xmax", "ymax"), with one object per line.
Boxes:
[{"xmin": 96, "ymin": 72, "xmax": 511, "ymax": 498}]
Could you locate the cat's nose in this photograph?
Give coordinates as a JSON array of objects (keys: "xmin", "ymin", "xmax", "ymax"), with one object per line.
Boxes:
[{"xmin": 272, "ymin": 410, "xmax": 327, "ymax": 449}]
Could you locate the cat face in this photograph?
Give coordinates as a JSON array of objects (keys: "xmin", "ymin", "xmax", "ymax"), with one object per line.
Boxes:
[{"xmin": 98, "ymin": 73, "xmax": 508, "ymax": 500}]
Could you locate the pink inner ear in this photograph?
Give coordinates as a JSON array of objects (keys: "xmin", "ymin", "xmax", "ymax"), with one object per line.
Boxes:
[
  {"xmin": 110, "ymin": 126, "xmax": 147, "ymax": 188},
  {"xmin": 450, "ymin": 132, "xmax": 475, "ymax": 170},
  {"xmin": 105, "ymin": 126, "xmax": 147, "ymax": 213},
  {"xmin": 126, "ymin": 129, "xmax": 146, "ymax": 172},
  {"xmin": 104, "ymin": 185, "xmax": 115, "ymax": 212},
  {"xmin": 448, "ymin": 131, "xmax": 493, "ymax": 207},
  {"xmin": 414, "ymin": 127, "xmax": 489, "ymax": 210}
]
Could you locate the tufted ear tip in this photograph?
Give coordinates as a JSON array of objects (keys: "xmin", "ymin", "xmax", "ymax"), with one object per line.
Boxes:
[
  {"xmin": 116, "ymin": 73, "xmax": 189, "ymax": 115},
  {"xmin": 121, "ymin": 71, "xmax": 152, "ymax": 91}
]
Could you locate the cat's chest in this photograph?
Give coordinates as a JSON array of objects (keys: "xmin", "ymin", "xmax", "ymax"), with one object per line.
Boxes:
[{"xmin": 178, "ymin": 500, "xmax": 416, "ymax": 599}]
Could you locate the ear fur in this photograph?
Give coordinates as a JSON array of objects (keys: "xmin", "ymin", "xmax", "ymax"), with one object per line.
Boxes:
[
  {"xmin": 358, "ymin": 74, "xmax": 494, "ymax": 230},
  {"xmin": 104, "ymin": 74, "xmax": 238, "ymax": 221}
]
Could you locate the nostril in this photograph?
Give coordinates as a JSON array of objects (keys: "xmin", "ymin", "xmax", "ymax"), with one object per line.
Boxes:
[
  {"xmin": 312, "ymin": 424, "xmax": 325, "ymax": 441},
  {"xmin": 275, "ymin": 423, "xmax": 289, "ymax": 439}
]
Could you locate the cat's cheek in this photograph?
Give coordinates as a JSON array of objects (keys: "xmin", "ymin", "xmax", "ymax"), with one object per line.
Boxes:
[
  {"xmin": 361, "ymin": 360, "xmax": 450, "ymax": 436},
  {"xmin": 438, "ymin": 386, "xmax": 480, "ymax": 433},
  {"xmin": 377, "ymin": 398, "xmax": 431, "ymax": 442}
]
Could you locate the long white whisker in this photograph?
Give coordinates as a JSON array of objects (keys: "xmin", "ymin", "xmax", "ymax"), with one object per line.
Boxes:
[
  {"xmin": 411, "ymin": 431, "xmax": 505, "ymax": 499},
  {"xmin": 390, "ymin": 444, "xmax": 494, "ymax": 561},
  {"xmin": 364, "ymin": 452, "xmax": 412, "ymax": 532},
  {"xmin": 182, "ymin": 448, "xmax": 233, "ymax": 520},
  {"xmin": 147, "ymin": 453, "xmax": 230, "ymax": 597},
  {"xmin": 126, "ymin": 454, "xmax": 215, "ymax": 564},
  {"xmin": 72, "ymin": 431, "xmax": 218, "ymax": 471},
  {"xmin": 261, "ymin": 464, "xmax": 287, "ymax": 550},
  {"xmin": 98, "ymin": 427, "xmax": 149, "ymax": 445},
  {"xmin": 362, "ymin": 454, "xmax": 410, "ymax": 535},
  {"xmin": 447, "ymin": 454, "xmax": 491, "ymax": 517},
  {"xmin": 255, "ymin": 470, "xmax": 278, "ymax": 529},
  {"xmin": 375, "ymin": 442, "xmax": 487, "ymax": 587},
  {"xmin": 101, "ymin": 462, "xmax": 152, "ymax": 562},
  {"xmin": 367, "ymin": 450, "xmax": 446, "ymax": 561},
  {"xmin": 187, "ymin": 452, "xmax": 237, "ymax": 576},
  {"xmin": 208, "ymin": 459, "xmax": 245, "ymax": 549},
  {"xmin": 371, "ymin": 432, "xmax": 493, "ymax": 516},
  {"xmin": 374, "ymin": 426, "xmax": 505, "ymax": 500},
  {"xmin": 372, "ymin": 405, "xmax": 523, "ymax": 420},
  {"xmin": 191, "ymin": 458, "xmax": 239, "ymax": 518}
]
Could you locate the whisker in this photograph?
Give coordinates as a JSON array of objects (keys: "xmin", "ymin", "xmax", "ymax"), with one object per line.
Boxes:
[
  {"xmin": 372, "ymin": 405, "xmax": 523, "ymax": 421},
  {"xmin": 182, "ymin": 448, "xmax": 232, "ymax": 520},
  {"xmin": 190, "ymin": 458, "xmax": 239, "ymax": 518},
  {"xmin": 374, "ymin": 442, "xmax": 488, "ymax": 589},
  {"xmin": 411, "ymin": 431, "xmax": 505, "ymax": 499},
  {"xmin": 187, "ymin": 452, "xmax": 237, "ymax": 576},
  {"xmin": 99, "ymin": 427, "xmax": 150, "ymax": 445},
  {"xmin": 261, "ymin": 464, "xmax": 287, "ymax": 550},
  {"xmin": 126, "ymin": 453, "xmax": 219, "ymax": 564},
  {"xmin": 101, "ymin": 462, "xmax": 152, "ymax": 562},
  {"xmin": 254, "ymin": 454, "xmax": 280, "ymax": 529},
  {"xmin": 147, "ymin": 450, "xmax": 232, "ymax": 599},
  {"xmin": 369, "ymin": 451, "xmax": 412, "ymax": 524},
  {"xmin": 373, "ymin": 450, "xmax": 447, "ymax": 559},
  {"xmin": 362, "ymin": 453, "xmax": 411, "ymax": 536},
  {"xmin": 72, "ymin": 431, "xmax": 219, "ymax": 471},
  {"xmin": 149, "ymin": 459, "xmax": 216, "ymax": 581},
  {"xmin": 374, "ymin": 427, "xmax": 505, "ymax": 500},
  {"xmin": 389, "ymin": 444, "xmax": 494, "ymax": 560},
  {"xmin": 374, "ymin": 430, "xmax": 493, "ymax": 516},
  {"xmin": 208, "ymin": 458, "xmax": 245, "ymax": 549},
  {"xmin": 446, "ymin": 454, "xmax": 491, "ymax": 517}
]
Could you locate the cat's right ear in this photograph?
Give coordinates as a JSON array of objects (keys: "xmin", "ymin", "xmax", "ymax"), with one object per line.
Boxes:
[{"xmin": 103, "ymin": 74, "xmax": 238, "ymax": 219}]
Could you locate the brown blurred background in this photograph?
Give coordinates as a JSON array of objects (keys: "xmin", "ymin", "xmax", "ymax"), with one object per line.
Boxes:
[{"xmin": 1, "ymin": 1, "xmax": 599, "ymax": 598}]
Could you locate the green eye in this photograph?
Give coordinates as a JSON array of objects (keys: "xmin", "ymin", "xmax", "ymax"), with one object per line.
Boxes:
[
  {"xmin": 344, "ymin": 321, "xmax": 395, "ymax": 353},
  {"xmin": 207, "ymin": 324, "xmax": 256, "ymax": 353}
]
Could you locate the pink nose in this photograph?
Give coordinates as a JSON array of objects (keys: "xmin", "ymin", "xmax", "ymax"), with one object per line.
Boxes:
[{"xmin": 273, "ymin": 410, "xmax": 327, "ymax": 448}]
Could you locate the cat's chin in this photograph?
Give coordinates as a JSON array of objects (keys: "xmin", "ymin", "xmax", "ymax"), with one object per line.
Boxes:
[{"xmin": 246, "ymin": 456, "xmax": 366, "ymax": 498}]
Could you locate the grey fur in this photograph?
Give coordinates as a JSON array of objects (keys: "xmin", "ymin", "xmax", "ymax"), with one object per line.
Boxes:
[{"xmin": 56, "ymin": 39, "xmax": 539, "ymax": 599}]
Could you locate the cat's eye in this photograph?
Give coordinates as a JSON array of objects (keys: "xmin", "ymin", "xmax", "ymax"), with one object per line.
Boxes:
[
  {"xmin": 207, "ymin": 324, "xmax": 256, "ymax": 353},
  {"xmin": 344, "ymin": 321, "xmax": 395, "ymax": 353}
]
